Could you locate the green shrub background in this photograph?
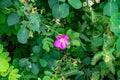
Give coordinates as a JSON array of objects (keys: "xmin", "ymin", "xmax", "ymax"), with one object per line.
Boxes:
[{"xmin": 0, "ymin": 0, "xmax": 120, "ymax": 80}]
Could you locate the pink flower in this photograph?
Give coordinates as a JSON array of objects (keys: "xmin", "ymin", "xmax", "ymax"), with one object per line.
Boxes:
[{"xmin": 54, "ymin": 35, "xmax": 70, "ymax": 50}]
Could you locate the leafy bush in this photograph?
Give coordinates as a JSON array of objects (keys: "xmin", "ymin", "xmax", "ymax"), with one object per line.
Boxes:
[{"xmin": 0, "ymin": 0, "xmax": 120, "ymax": 80}]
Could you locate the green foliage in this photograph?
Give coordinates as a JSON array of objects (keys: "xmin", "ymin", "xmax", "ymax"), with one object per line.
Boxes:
[
  {"xmin": 39, "ymin": 59, "xmax": 48, "ymax": 67},
  {"xmin": 0, "ymin": 58, "xmax": 9, "ymax": 73},
  {"xmin": 17, "ymin": 27, "xmax": 30, "ymax": 44},
  {"xmin": 0, "ymin": 44, "xmax": 21, "ymax": 80},
  {"xmin": 66, "ymin": 29, "xmax": 80, "ymax": 46},
  {"xmin": 42, "ymin": 37, "xmax": 54, "ymax": 52},
  {"xmin": 91, "ymin": 71, "xmax": 100, "ymax": 80},
  {"xmin": 103, "ymin": 1, "xmax": 119, "ymax": 16},
  {"xmin": 8, "ymin": 68, "xmax": 21, "ymax": 80},
  {"xmin": 110, "ymin": 13, "xmax": 120, "ymax": 35},
  {"xmin": 0, "ymin": 0, "xmax": 120, "ymax": 80},
  {"xmin": 52, "ymin": 3, "xmax": 69, "ymax": 18},
  {"xmin": 7, "ymin": 13, "xmax": 20, "ymax": 26},
  {"xmin": 116, "ymin": 37, "xmax": 120, "ymax": 51},
  {"xmin": 92, "ymin": 37, "xmax": 104, "ymax": 47},
  {"xmin": 0, "ymin": 0, "xmax": 12, "ymax": 9},
  {"xmin": 32, "ymin": 45, "xmax": 41, "ymax": 54},
  {"xmin": 68, "ymin": 0, "xmax": 82, "ymax": 9}
]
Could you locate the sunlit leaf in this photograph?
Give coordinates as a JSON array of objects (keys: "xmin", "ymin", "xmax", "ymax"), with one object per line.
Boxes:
[{"xmin": 0, "ymin": 58, "xmax": 9, "ymax": 73}]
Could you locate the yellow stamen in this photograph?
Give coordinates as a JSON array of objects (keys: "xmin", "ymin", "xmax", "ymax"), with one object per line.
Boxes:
[
  {"xmin": 104, "ymin": 55, "xmax": 110, "ymax": 63},
  {"xmin": 60, "ymin": 38, "xmax": 64, "ymax": 43}
]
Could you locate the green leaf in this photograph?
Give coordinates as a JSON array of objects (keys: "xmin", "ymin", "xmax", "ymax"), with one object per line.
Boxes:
[
  {"xmin": 71, "ymin": 39, "xmax": 80, "ymax": 46},
  {"xmin": 116, "ymin": 0, "xmax": 120, "ymax": 8},
  {"xmin": 110, "ymin": 13, "xmax": 120, "ymax": 35},
  {"xmin": 0, "ymin": 58, "xmax": 9, "ymax": 73},
  {"xmin": 107, "ymin": 61, "xmax": 115, "ymax": 74},
  {"xmin": 59, "ymin": 3, "xmax": 69, "ymax": 18},
  {"xmin": 68, "ymin": 0, "xmax": 82, "ymax": 9},
  {"xmin": 59, "ymin": 0, "xmax": 66, "ymax": 2},
  {"xmin": 39, "ymin": 59, "xmax": 48, "ymax": 67},
  {"xmin": 44, "ymin": 71, "xmax": 53, "ymax": 76},
  {"xmin": 52, "ymin": 4, "xmax": 60, "ymax": 19},
  {"xmin": 8, "ymin": 69, "xmax": 21, "ymax": 80},
  {"xmin": 47, "ymin": 42, "xmax": 53, "ymax": 48},
  {"xmin": 48, "ymin": 0, "xmax": 58, "ymax": 8},
  {"xmin": 103, "ymin": 2, "xmax": 119, "ymax": 16},
  {"xmin": 66, "ymin": 29, "xmax": 80, "ymax": 38},
  {"xmin": 31, "ymin": 63, "xmax": 39, "ymax": 74},
  {"xmin": 0, "ymin": 13, "xmax": 6, "ymax": 24},
  {"xmin": 110, "ymin": 24, "xmax": 120, "ymax": 36},
  {"xmin": 91, "ymin": 71, "xmax": 100, "ymax": 80},
  {"xmin": 28, "ymin": 13, "xmax": 41, "ymax": 33},
  {"xmin": 32, "ymin": 45, "xmax": 41, "ymax": 54},
  {"xmin": 117, "ymin": 70, "xmax": 120, "ymax": 78},
  {"xmin": 0, "ymin": 52, "xmax": 11, "ymax": 62},
  {"xmin": 66, "ymin": 29, "xmax": 72, "ymax": 36},
  {"xmin": 50, "ymin": 51, "xmax": 61, "ymax": 59},
  {"xmin": 31, "ymin": 56, "xmax": 37, "ymax": 62},
  {"xmin": 19, "ymin": 58, "xmax": 28, "ymax": 67},
  {"xmin": 116, "ymin": 37, "xmax": 120, "ymax": 51},
  {"xmin": 0, "ymin": 0, "xmax": 12, "ymax": 9},
  {"xmin": 43, "ymin": 42, "xmax": 50, "ymax": 52},
  {"xmin": 110, "ymin": 13, "xmax": 120, "ymax": 27},
  {"xmin": 12, "ymin": 59, "xmax": 19, "ymax": 68},
  {"xmin": 82, "ymin": 57, "xmax": 91, "ymax": 65},
  {"xmin": 42, "ymin": 38, "xmax": 53, "ymax": 52},
  {"xmin": 99, "ymin": 62, "xmax": 107, "ymax": 68},
  {"xmin": 91, "ymin": 52, "xmax": 102, "ymax": 65},
  {"xmin": 48, "ymin": 58, "xmax": 56, "ymax": 68},
  {"xmin": 63, "ymin": 69, "xmax": 84, "ymax": 77},
  {"xmin": 92, "ymin": 37, "xmax": 104, "ymax": 47},
  {"xmin": 17, "ymin": 27, "xmax": 29, "ymax": 44},
  {"xmin": 85, "ymin": 68, "xmax": 92, "ymax": 76},
  {"xmin": 43, "ymin": 76, "xmax": 51, "ymax": 80},
  {"xmin": 0, "ymin": 44, "xmax": 3, "ymax": 53},
  {"xmin": 52, "ymin": 3, "xmax": 69, "ymax": 18},
  {"xmin": 42, "ymin": 38, "xmax": 54, "ymax": 43},
  {"xmin": 72, "ymin": 32, "xmax": 80, "ymax": 38},
  {"xmin": 7, "ymin": 13, "xmax": 20, "ymax": 26}
]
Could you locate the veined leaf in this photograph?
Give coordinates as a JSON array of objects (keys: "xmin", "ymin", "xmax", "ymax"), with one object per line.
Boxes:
[
  {"xmin": 59, "ymin": 3, "xmax": 69, "ymax": 18},
  {"xmin": 17, "ymin": 27, "xmax": 29, "ymax": 44},
  {"xmin": 103, "ymin": 2, "xmax": 119, "ymax": 16},
  {"xmin": 48, "ymin": 0, "xmax": 58, "ymax": 8},
  {"xmin": 7, "ymin": 13, "xmax": 20, "ymax": 26},
  {"xmin": 52, "ymin": 3, "xmax": 69, "ymax": 18},
  {"xmin": 8, "ymin": 69, "xmax": 21, "ymax": 80}
]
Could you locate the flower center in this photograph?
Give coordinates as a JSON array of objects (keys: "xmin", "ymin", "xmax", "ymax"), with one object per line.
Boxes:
[{"xmin": 60, "ymin": 38, "xmax": 64, "ymax": 43}]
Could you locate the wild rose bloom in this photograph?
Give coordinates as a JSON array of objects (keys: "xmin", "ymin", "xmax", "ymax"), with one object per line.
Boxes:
[{"xmin": 54, "ymin": 35, "xmax": 70, "ymax": 50}]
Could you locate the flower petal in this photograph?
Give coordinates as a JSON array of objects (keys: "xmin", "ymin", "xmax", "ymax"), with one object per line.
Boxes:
[
  {"xmin": 56, "ymin": 35, "xmax": 62, "ymax": 39},
  {"xmin": 60, "ymin": 43, "xmax": 66, "ymax": 50},
  {"xmin": 63, "ymin": 35, "xmax": 69, "ymax": 40},
  {"xmin": 54, "ymin": 40, "xmax": 61, "ymax": 48},
  {"xmin": 65, "ymin": 40, "xmax": 70, "ymax": 46}
]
